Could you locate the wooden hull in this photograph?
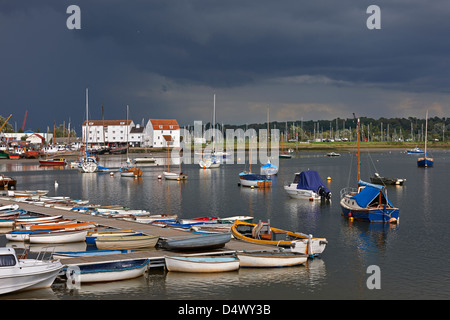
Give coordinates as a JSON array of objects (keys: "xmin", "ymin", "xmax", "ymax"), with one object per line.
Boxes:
[
  {"xmin": 70, "ymin": 259, "xmax": 150, "ymax": 283},
  {"xmin": 29, "ymin": 230, "xmax": 87, "ymax": 244},
  {"xmin": 53, "ymin": 249, "xmax": 134, "ymax": 259},
  {"xmin": 340, "ymin": 201, "xmax": 400, "ymax": 223},
  {"xmin": 160, "ymin": 233, "xmax": 231, "ymax": 251},
  {"xmin": 86, "ymin": 232, "xmax": 143, "ymax": 245},
  {"xmin": 417, "ymin": 157, "xmax": 434, "ymax": 167},
  {"xmin": 29, "ymin": 221, "xmax": 96, "ymax": 231},
  {"xmin": 165, "ymin": 256, "xmax": 239, "ymax": 273},
  {"xmin": 120, "ymin": 167, "xmax": 143, "ymax": 177},
  {"xmin": 15, "ymin": 215, "xmax": 63, "ymax": 227},
  {"xmin": 231, "ymin": 221, "xmax": 327, "ymax": 256},
  {"xmin": 39, "ymin": 159, "xmax": 66, "ymax": 166},
  {"xmin": 95, "ymin": 235, "xmax": 159, "ymax": 250},
  {"xmin": 237, "ymin": 251, "xmax": 307, "ymax": 267},
  {"xmin": 6, "ymin": 229, "xmax": 54, "ymax": 242}
]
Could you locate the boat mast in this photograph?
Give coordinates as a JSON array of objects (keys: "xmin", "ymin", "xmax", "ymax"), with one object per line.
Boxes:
[
  {"xmin": 424, "ymin": 109, "xmax": 428, "ymax": 157},
  {"xmin": 213, "ymin": 92, "xmax": 216, "ymax": 153},
  {"xmin": 85, "ymin": 88, "xmax": 89, "ymax": 155},
  {"xmin": 357, "ymin": 117, "xmax": 360, "ymax": 182}
]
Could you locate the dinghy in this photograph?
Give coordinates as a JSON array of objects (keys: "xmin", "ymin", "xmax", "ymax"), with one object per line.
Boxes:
[
  {"xmin": 164, "ymin": 255, "xmax": 239, "ymax": 273},
  {"xmin": 237, "ymin": 250, "xmax": 307, "ymax": 267},
  {"xmin": 159, "ymin": 233, "xmax": 232, "ymax": 251},
  {"xmin": 95, "ymin": 235, "xmax": 159, "ymax": 250},
  {"xmin": 65, "ymin": 258, "xmax": 150, "ymax": 283},
  {"xmin": 231, "ymin": 220, "xmax": 327, "ymax": 256}
]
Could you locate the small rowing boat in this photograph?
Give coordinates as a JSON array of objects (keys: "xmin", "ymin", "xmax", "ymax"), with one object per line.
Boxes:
[
  {"xmin": 53, "ymin": 249, "xmax": 135, "ymax": 259},
  {"xmin": 237, "ymin": 250, "xmax": 307, "ymax": 267},
  {"xmin": 28, "ymin": 230, "xmax": 88, "ymax": 244},
  {"xmin": 29, "ymin": 221, "xmax": 96, "ymax": 231},
  {"xmin": 86, "ymin": 230, "xmax": 143, "ymax": 245},
  {"xmin": 65, "ymin": 258, "xmax": 150, "ymax": 283},
  {"xmin": 231, "ymin": 220, "xmax": 327, "ymax": 256},
  {"xmin": 164, "ymin": 255, "xmax": 239, "ymax": 273},
  {"xmin": 95, "ymin": 235, "xmax": 159, "ymax": 250},
  {"xmin": 159, "ymin": 233, "xmax": 232, "ymax": 251}
]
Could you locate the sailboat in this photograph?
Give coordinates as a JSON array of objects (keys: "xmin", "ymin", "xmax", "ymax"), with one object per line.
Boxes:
[
  {"xmin": 199, "ymin": 93, "xmax": 220, "ymax": 169},
  {"xmin": 120, "ymin": 105, "xmax": 143, "ymax": 178},
  {"xmin": 163, "ymin": 136, "xmax": 187, "ymax": 180},
  {"xmin": 239, "ymin": 139, "xmax": 271, "ymax": 188},
  {"xmin": 260, "ymin": 108, "xmax": 278, "ymax": 175},
  {"xmin": 339, "ymin": 117, "xmax": 399, "ymax": 223},
  {"xmin": 79, "ymin": 88, "xmax": 99, "ymax": 173},
  {"xmin": 417, "ymin": 110, "xmax": 434, "ymax": 167},
  {"xmin": 279, "ymin": 133, "xmax": 292, "ymax": 159}
]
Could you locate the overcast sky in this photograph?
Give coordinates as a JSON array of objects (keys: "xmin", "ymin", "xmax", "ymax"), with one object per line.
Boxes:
[{"xmin": 1, "ymin": 0, "xmax": 449, "ymax": 133}]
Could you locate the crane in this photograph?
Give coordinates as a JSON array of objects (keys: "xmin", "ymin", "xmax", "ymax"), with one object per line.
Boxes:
[
  {"xmin": 0, "ymin": 114, "xmax": 12, "ymax": 132},
  {"xmin": 21, "ymin": 110, "xmax": 28, "ymax": 131}
]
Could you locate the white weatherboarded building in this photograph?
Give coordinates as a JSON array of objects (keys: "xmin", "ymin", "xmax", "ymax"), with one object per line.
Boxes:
[
  {"xmin": 82, "ymin": 120, "xmax": 134, "ymax": 145},
  {"xmin": 144, "ymin": 119, "xmax": 180, "ymax": 148}
]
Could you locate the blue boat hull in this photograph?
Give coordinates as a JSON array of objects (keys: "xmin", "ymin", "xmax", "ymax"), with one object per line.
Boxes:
[
  {"xmin": 417, "ymin": 158, "xmax": 433, "ymax": 167},
  {"xmin": 341, "ymin": 206, "xmax": 399, "ymax": 223}
]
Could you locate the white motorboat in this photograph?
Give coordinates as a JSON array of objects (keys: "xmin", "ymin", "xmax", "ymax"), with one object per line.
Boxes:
[
  {"xmin": 0, "ymin": 247, "xmax": 63, "ymax": 295},
  {"xmin": 284, "ymin": 171, "xmax": 331, "ymax": 200}
]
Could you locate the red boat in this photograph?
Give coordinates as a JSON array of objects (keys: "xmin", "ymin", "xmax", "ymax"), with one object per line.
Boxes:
[
  {"xmin": 39, "ymin": 158, "xmax": 67, "ymax": 166},
  {"xmin": 25, "ymin": 150, "xmax": 40, "ymax": 159}
]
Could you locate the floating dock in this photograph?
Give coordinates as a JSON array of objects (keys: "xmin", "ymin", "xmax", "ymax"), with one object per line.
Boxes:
[{"xmin": 0, "ymin": 197, "xmax": 277, "ymax": 269}]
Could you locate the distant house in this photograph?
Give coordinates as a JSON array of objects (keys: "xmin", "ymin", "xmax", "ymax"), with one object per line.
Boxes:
[
  {"xmin": 129, "ymin": 124, "xmax": 145, "ymax": 147},
  {"xmin": 144, "ymin": 119, "xmax": 180, "ymax": 148},
  {"xmin": 26, "ymin": 133, "xmax": 45, "ymax": 144},
  {"xmin": 82, "ymin": 120, "xmax": 134, "ymax": 145}
]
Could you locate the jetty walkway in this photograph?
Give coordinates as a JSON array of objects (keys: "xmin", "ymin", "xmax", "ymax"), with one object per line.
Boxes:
[{"xmin": 1, "ymin": 197, "xmax": 274, "ymax": 269}]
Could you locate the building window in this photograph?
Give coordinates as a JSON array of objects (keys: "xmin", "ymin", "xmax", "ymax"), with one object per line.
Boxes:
[
  {"xmin": 170, "ymin": 125, "xmax": 173, "ymax": 129},
  {"xmin": 159, "ymin": 125, "xmax": 163, "ymax": 129}
]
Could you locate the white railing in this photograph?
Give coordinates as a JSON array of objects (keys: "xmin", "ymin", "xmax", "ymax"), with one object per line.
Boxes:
[{"xmin": 340, "ymin": 187, "xmax": 357, "ymax": 199}]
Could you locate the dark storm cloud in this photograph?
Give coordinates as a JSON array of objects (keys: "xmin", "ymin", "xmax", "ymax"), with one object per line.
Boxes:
[{"xmin": 1, "ymin": 1, "xmax": 450, "ymax": 130}]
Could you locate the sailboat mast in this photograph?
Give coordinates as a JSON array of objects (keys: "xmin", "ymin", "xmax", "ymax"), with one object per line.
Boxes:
[
  {"xmin": 357, "ymin": 118, "xmax": 360, "ymax": 182},
  {"xmin": 85, "ymin": 88, "xmax": 89, "ymax": 153},
  {"xmin": 213, "ymin": 93, "xmax": 216, "ymax": 152},
  {"xmin": 424, "ymin": 110, "xmax": 428, "ymax": 156}
]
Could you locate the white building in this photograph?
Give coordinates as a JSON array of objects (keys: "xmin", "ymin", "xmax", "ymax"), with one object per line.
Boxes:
[
  {"xmin": 129, "ymin": 124, "xmax": 145, "ymax": 147},
  {"xmin": 82, "ymin": 120, "xmax": 134, "ymax": 145},
  {"xmin": 144, "ymin": 119, "xmax": 180, "ymax": 148}
]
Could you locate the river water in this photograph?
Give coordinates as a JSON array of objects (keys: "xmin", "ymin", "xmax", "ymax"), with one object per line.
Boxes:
[{"xmin": 1, "ymin": 149, "xmax": 449, "ymax": 300}]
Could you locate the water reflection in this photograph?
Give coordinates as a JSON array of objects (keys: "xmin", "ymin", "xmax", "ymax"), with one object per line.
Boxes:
[{"xmin": 164, "ymin": 258, "xmax": 326, "ymax": 300}]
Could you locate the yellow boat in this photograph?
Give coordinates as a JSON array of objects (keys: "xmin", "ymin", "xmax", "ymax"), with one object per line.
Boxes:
[{"xmin": 231, "ymin": 220, "xmax": 327, "ymax": 256}]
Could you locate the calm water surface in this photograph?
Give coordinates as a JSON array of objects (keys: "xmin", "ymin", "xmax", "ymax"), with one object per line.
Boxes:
[{"xmin": 1, "ymin": 149, "xmax": 449, "ymax": 300}]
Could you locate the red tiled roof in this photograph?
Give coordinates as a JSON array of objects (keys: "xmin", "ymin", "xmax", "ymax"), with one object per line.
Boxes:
[{"xmin": 150, "ymin": 119, "xmax": 179, "ymax": 130}]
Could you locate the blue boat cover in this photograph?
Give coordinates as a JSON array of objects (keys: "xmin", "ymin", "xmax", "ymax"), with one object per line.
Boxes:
[
  {"xmin": 261, "ymin": 163, "xmax": 277, "ymax": 169},
  {"xmin": 351, "ymin": 180, "xmax": 393, "ymax": 208},
  {"xmin": 296, "ymin": 171, "xmax": 330, "ymax": 193}
]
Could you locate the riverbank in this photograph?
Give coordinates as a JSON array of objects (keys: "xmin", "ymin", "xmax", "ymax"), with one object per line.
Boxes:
[{"xmin": 129, "ymin": 140, "xmax": 450, "ymax": 153}]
